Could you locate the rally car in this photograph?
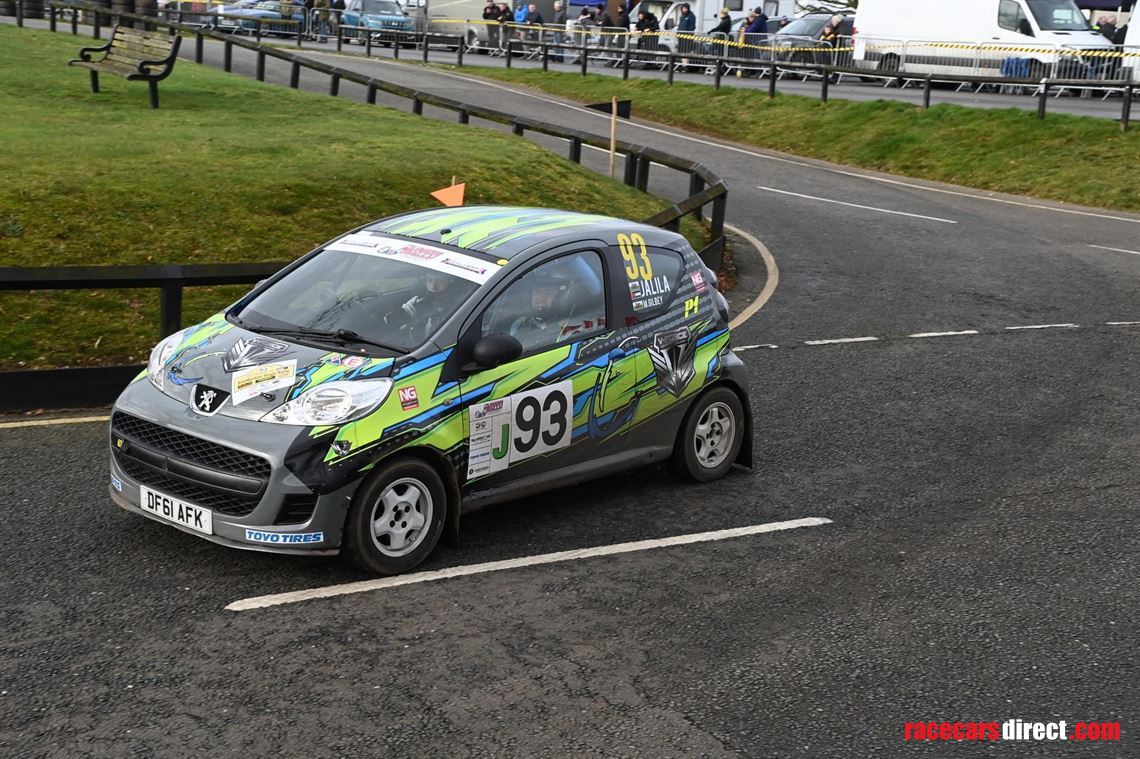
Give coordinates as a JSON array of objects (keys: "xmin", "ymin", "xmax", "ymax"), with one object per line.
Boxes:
[{"xmin": 109, "ymin": 207, "xmax": 753, "ymax": 575}]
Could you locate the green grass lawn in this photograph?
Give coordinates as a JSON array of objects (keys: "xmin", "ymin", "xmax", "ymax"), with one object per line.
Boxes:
[
  {"xmin": 0, "ymin": 25, "xmax": 700, "ymax": 370},
  {"xmin": 441, "ymin": 66, "xmax": 1140, "ymax": 213}
]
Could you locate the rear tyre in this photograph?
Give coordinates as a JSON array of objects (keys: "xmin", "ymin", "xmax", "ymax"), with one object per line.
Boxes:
[
  {"xmin": 669, "ymin": 387, "xmax": 744, "ymax": 483},
  {"xmin": 342, "ymin": 458, "xmax": 447, "ymax": 575}
]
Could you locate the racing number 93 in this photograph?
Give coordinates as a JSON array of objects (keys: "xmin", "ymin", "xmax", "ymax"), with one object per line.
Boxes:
[
  {"xmin": 467, "ymin": 381, "xmax": 574, "ymax": 479},
  {"xmin": 618, "ymin": 233, "xmax": 652, "ymax": 281},
  {"xmin": 513, "ymin": 390, "xmax": 568, "ymax": 454}
]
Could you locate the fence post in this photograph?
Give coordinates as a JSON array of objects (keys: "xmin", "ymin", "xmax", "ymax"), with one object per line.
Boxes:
[
  {"xmin": 195, "ymin": 29, "xmax": 203, "ymax": 63},
  {"xmin": 688, "ymin": 173, "xmax": 705, "ymax": 219},
  {"xmin": 336, "ymin": 25, "xmax": 342, "ymax": 52},
  {"xmin": 922, "ymin": 74, "xmax": 931, "ymax": 109},
  {"xmin": 49, "ymin": 4, "xmax": 56, "ymax": 32},
  {"xmin": 622, "ymin": 46, "xmax": 630, "ymax": 80},
  {"xmin": 329, "ymin": 72, "xmax": 340, "ymax": 96},
  {"xmin": 366, "ymin": 32, "xmax": 372, "ymax": 57},
  {"xmin": 422, "ymin": 33, "xmax": 430, "ymax": 62},
  {"xmin": 506, "ymin": 39, "xmax": 513, "ymax": 67},
  {"xmin": 295, "ymin": 19, "xmax": 301, "ymax": 48},
  {"xmin": 367, "ymin": 83, "xmax": 377, "ymax": 104},
  {"xmin": 1037, "ymin": 80, "xmax": 1049, "ymax": 120},
  {"xmin": 290, "ymin": 61, "xmax": 300, "ymax": 88},
  {"xmin": 15, "ymin": 0, "xmax": 22, "ymax": 27},
  {"xmin": 635, "ymin": 154, "xmax": 650, "ymax": 191},
  {"xmin": 224, "ymin": 39, "xmax": 232, "ymax": 71},
  {"xmin": 93, "ymin": 10, "xmax": 101, "ymax": 39},
  {"xmin": 458, "ymin": 108, "xmax": 469, "ymax": 124},
  {"xmin": 1122, "ymin": 85, "xmax": 1133, "ymax": 132},
  {"xmin": 568, "ymin": 136, "xmax": 581, "ymax": 163},
  {"xmin": 580, "ymin": 36, "xmax": 588, "ymax": 76},
  {"xmin": 160, "ymin": 278, "xmax": 184, "ymax": 338},
  {"xmin": 710, "ymin": 192, "xmax": 726, "ymax": 241},
  {"xmin": 71, "ymin": 9, "xmax": 77, "ymax": 34},
  {"xmin": 512, "ymin": 121, "xmax": 524, "ymax": 136},
  {"xmin": 623, "ymin": 150, "xmax": 637, "ymax": 185},
  {"xmin": 667, "ymin": 54, "xmax": 675, "ymax": 85},
  {"xmin": 768, "ymin": 62, "xmax": 777, "ymax": 97},
  {"xmin": 256, "ymin": 51, "xmax": 265, "ymax": 81},
  {"xmin": 457, "ymin": 36, "xmax": 464, "ymax": 66},
  {"xmin": 714, "ymin": 55, "xmax": 723, "ymax": 89},
  {"xmin": 820, "ymin": 66, "xmax": 829, "ymax": 102},
  {"xmin": 715, "ymin": 51, "xmax": 724, "ymax": 89},
  {"xmin": 541, "ymin": 43, "xmax": 548, "ymax": 72},
  {"xmin": 392, "ymin": 32, "xmax": 399, "ymax": 58},
  {"xmin": 413, "ymin": 97, "xmax": 423, "ymax": 115},
  {"xmin": 255, "ymin": 19, "xmax": 262, "ymax": 43}
]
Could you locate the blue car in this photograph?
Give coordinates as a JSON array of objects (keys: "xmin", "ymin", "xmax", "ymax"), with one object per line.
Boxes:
[
  {"xmin": 224, "ymin": 0, "xmax": 307, "ymax": 36},
  {"xmin": 341, "ymin": 0, "xmax": 415, "ymax": 45}
]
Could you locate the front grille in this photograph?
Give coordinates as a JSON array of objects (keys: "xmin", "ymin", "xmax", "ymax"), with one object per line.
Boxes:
[
  {"xmin": 111, "ymin": 411, "xmax": 271, "ymax": 518},
  {"xmin": 111, "ymin": 412, "xmax": 270, "ymax": 478},
  {"xmin": 116, "ymin": 456, "xmax": 262, "ymax": 517}
]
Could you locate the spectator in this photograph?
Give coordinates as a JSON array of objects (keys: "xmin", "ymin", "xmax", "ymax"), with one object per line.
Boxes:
[
  {"xmin": 635, "ymin": 8, "xmax": 658, "ymax": 51},
  {"xmin": 614, "ymin": 5, "xmax": 629, "ymax": 30},
  {"xmin": 711, "ymin": 8, "xmax": 731, "ymax": 37},
  {"xmin": 313, "ymin": 0, "xmax": 330, "ymax": 42},
  {"xmin": 514, "ymin": 1, "xmax": 527, "ymax": 23},
  {"xmin": 552, "ymin": 0, "xmax": 567, "ymax": 60},
  {"xmin": 744, "ymin": 9, "xmax": 767, "ymax": 36},
  {"xmin": 1098, "ymin": 15, "xmax": 1117, "ymax": 41},
  {"xmin": 524, "ymin": 2, "xmax": 543, "ymax": 24},
  {"xmin": 330, "ymin": 0, "xmax": 344, "ymax": 34},
  {"xmin": 483, "ymin": 0, "xmax": 500, "ymax": 47}
]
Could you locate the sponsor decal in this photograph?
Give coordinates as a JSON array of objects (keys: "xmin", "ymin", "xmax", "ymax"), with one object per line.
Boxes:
[
  {"xmin": 115, "ymin": 437, "xmax": 125, "ymax": 449},
  {"xmin": 191, "ymin": 384, "xmax": 230, "ymax": 416},
  {"xmin": 341, "ymin": 356, "xmax": 366, "ymax": 370},
  {"xmin": 467, "ymin": 382, "xmax": 573, "ymax": 479},
  {"xmin": 649, "ymin": 327, "xmax": 697, "ymax": 397},
  {"xmin": 111, "ymin": 474, "xmax": 122, "ymax": 493},
  {"xmin": 231, "ymin": 360, "xmax": 296, "ymax": 406},
  {"xmin": 222, "ymin": 337, "xmax": 290, "ymax": 373},
  {"xmin": 684, "ymin": 295, "xmax": 700, "ymax": 317},
  {"xmin": 326, "ymin": 234, "xmax": 494, "ymax": 284},
  {"xmin": 244, "ymin": 529, "xmax": 325, "ymax": 545},
  {"xmin": 690, "ymin": 270, "xmax": 708, "ymax": 293},
  {"xmin": 398, "ymin": 386, "xmax": 419, "ymax": 410}
]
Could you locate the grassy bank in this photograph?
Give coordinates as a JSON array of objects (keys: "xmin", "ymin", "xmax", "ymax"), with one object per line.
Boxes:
[
  {"xmin": 443, "ymin": 67, "xmax": 1140, "ymax": 213},
  {"xmin": 0, "ymin": 25, "xmax": 697, "ymax": 370}
]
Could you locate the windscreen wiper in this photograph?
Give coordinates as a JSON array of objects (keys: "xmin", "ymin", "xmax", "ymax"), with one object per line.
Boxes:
[{"xmin": 251, "ymin": 326, "xmax": 407, "ymax": 354}]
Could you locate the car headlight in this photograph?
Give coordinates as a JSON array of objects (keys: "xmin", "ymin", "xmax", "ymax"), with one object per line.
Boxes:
[
  {"xmin": 147, "ymin": 329, "xmax": 190, "ymax": 393},
  {"xmin": 261, "ymin": 379, "xmax": 393, "ymax": 426}
]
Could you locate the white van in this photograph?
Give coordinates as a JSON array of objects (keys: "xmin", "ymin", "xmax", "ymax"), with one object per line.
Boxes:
[
  {"xmin": 1125, "ymin": 20, "xmax": 1140, "ymax": 82},
  {"xmin": 853, "ymin": 0, "xmax": 1114, "ymax": 79}
]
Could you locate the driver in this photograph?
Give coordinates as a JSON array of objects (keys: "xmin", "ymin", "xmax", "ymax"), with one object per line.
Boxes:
[
  {"xmin": 385, "ymin": 271, "xmax": 453, "ymax": 342},
  {"xmin": 509, "ymin": 270, "xmax": 571, "ymax": 349}
]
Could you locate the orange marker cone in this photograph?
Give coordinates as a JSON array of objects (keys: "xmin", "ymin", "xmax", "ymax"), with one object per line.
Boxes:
[{"xmin": 431, "ymin": 182, "xmax": 466, "ymax": 207}]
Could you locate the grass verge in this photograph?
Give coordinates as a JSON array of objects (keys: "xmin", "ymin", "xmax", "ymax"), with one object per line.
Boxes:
[
  {"xmin": 438, "ymin": 66, "xmax": 1140, "ymax": 213},
  {"xmin": 0, "ymin": 25, "xmax": 702, "ymax": 370}
]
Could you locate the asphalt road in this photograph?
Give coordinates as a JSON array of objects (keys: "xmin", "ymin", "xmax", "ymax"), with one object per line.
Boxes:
[{"xmin": 2, "ymin": 23, "xmax": 1139, "ymax": 758}]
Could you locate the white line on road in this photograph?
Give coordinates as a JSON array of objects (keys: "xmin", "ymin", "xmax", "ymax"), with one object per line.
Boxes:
[
  {"xmin": 1004, "ymin": 324, "xmax": 1079, "ymax": 330},
  {"xmin": 1088, "ymin": 244, "xmax": 1140, "ymax": 256},
  {"xmin": 1106, "ymin": 321, "xmax": 1140, "ymax": 326},
  {"xmin": 0, "ymin": 415, "xmax": 109, "ymax": 430},
  {"xmin": 756, "ymin": 186, "xmax": 958, "ymax": 224},
  {"xmin": 226, "ymin": 517, "xmax": 833, "ymax": 611},
  {"xmin": 804, "ymin": 336, "xmax": 879, "ymax": 345},
  {"xmin": 735, "ymin": 344, "xmax": 779, "ymax": 351},
  {"xmin": 907, "ymin": 330, "xmax": 980, "ymax": 338}
]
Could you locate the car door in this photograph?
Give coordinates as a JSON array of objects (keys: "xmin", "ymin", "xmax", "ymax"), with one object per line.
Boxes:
[{"xmin": 457, "ymin": 246, "xmax": 631, "ymax": 493}]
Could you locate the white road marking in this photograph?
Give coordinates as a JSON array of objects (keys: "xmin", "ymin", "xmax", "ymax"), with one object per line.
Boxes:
[
  {"xmin": 0, "ymin": 415, "xmax": 109, "ymax": 430},
  {"xmin": 1088, "ymin": 244, "xmax": 1140, "ymax": 256},
  {"xmin": 725, "ymin": 222, "xmax": 780, "ymax": 330},
  {"xmin": 735, "ymin": 344, "xmax": 779, "ymax": 351},
  {"xmin": 757, "ymin": 186, "xmax": 958, "ymax": 224},
  {"xmin": 1004, "ymin": 324, "xmax": 1079, "ymax": 330},
  {"xmin": 377, "ymin": 61, "xmax": 1140, "ymax": 226},
  {"xmin": 226, "ymin": 517, "xmax": 833, "ymax": 611},
  {"xmin": 804, "ymin": 336, "xmax": 879, "ymax": 345},
  {"xmin": 908, "ymin": 330, "xmax": 980, "ymax": 338},
  {"xmin": 1106, "ymin": 321, "xmax": 1140, "ymax": 325}
]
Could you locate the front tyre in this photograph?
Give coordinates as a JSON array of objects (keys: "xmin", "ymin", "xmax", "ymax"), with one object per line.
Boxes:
[
  {"xmin": 669, "ymin": 387, "xmax": 744, "ymax": 482},
  {"xmin": 343, "ymin": 458, "xmax": 447, "ymax": 575}
]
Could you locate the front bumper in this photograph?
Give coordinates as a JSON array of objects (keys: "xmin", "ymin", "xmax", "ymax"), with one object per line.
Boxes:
[{"xmin": 109, "ymin": 379, "xmax": 359, "ymax": 555}]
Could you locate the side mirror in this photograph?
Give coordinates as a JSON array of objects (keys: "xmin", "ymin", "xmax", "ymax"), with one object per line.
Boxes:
[{"xmin": 472, "ymin": 333, "xmax": 523, "ymax": 369}]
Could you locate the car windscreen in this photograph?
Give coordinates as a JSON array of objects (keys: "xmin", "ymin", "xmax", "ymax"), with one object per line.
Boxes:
[
  {"xmin": 1026, "ymin": 0, "xmax": 1088, "ymax": 31},
  {"xmin": 777, "ymin": 16, "xmax": 827, "ymax": 37},
  {"xmin": 234, "ymin": 242, "xmax": 483, "ymax": 352},
  {"xmin": 362, "ymin": 0, "xmax": 402, "ymax": 14}
]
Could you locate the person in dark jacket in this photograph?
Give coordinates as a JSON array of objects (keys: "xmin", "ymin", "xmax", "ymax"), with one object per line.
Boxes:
[
  {"xmin": 483, "ymin": 0, "xmax": 500, "ymax": 48},
  {"xmin": 711, "ymin": 8, "xmax": 732, "ymax": 36}
]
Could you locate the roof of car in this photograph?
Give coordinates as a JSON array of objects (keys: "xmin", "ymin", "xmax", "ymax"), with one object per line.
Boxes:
[{"xmin": 366, "ymin": 206, "xmax": 671, "ymax": 260}]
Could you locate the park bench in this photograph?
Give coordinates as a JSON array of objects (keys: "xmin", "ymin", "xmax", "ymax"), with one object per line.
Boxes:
[{"xmin": 68, "ymin": 26, "xmax": 182, "ymax": 109}]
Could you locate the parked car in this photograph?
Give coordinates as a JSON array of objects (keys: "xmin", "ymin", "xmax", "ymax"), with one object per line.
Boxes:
[
  {"xmin": 340, "ymin": 0, "xmax": 415, "ymax": 45},
  {"xmin": 220, "ymin": 0, "xmax": 307, "ymax": 36},
  {"xmin": 109, "ymin": 207, "xmax": 753, "ymax": 576},
  {"xmin": 772, "ymin": 12, "xmax": 853, "ymax": 64}
]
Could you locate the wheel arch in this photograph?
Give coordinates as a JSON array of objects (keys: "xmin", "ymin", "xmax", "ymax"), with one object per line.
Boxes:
[{"xmin": 682, "ymin": 379, "xmax": 753, "ymax": 469}]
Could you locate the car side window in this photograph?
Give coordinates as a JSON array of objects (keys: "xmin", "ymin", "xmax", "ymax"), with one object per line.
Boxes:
[
  {"xmin": 617, "ymin": 235, "xmax": 684, "ymax": 318},
  {"xmin": 481, "ymin": 251, "xmax": 608, "ymax": 355},
  {"xmin": 998, "ymin": 0, "xmax": 1032, "ymax": 35}
]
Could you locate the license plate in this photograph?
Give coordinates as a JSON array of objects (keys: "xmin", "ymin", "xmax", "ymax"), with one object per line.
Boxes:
[{"xmin": 139, "ymin": 485, "xmax": 213, "ymax": 535}]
